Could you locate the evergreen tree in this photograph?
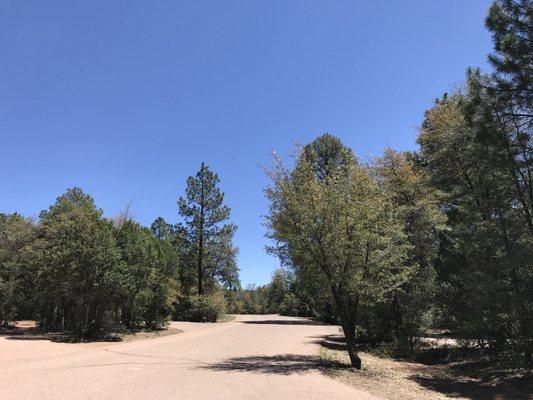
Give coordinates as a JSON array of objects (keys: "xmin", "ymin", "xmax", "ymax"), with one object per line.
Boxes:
[
  {"xmin": 0, "ymin": 213, "xmax": 35, "ymax": 325},
  {"xmin": 486, "ymin": 0, "xmax": 532, "ymax": 119},
  {"xmin": 178, "ymin": 162, "xmax": 238, "ymax": 295},
  {"xmin": 34, "ymin": 188, "xmax": 121, "ymax": 337},
  {"xmin": 418, "ymin": 92, "xmax": 533, "ymax": 367},
  {"xmin": 150, "ymin": 217, "xmax": 175, "ymax": 241}
]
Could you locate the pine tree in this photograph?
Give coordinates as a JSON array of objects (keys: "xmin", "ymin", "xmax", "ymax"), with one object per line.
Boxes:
[
  {"xmin": 178, "ymin": 163, "xmax": 237, "ymax": 295},
  {"xmin": 485, "ymin": 0, "xmax": 532, "ymax": 118}
]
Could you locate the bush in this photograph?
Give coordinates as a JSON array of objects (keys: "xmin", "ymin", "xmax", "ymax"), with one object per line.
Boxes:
[
  {"xmin": 279, "ymin": 293, "xmax": 299, "ymax": 316},
  {"xmin": 177, "ymin": 292, "xmax": 227, "ymax": 322}
]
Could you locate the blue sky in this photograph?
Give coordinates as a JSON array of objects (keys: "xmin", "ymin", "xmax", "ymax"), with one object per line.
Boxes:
[{"xmin": 0, "ymin": 0, "xmax": 493, "ymax": 286}]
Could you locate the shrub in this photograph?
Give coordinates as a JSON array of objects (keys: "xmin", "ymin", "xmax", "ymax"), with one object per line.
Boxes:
[
  {"xmin": 279, "ymin": 293, "xmax": 299, "ymax": 316},
  {"xmin": 178, "ymin": 292, "xmax": 227, "ymax": 322}
]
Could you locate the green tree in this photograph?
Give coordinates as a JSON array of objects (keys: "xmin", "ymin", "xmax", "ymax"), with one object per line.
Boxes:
[
  {"xmin": 151, "ymin": 217, "xmax": 196, "ymax": 295},
  {"xmin": 373, "ymin": 148, "xmax": 445, "ymax": 350},
  {"xmin": 266, "ymin": 134, "xmax": 411, "ymax": 369},
  {"xmin": 265, "ymin": 269, "xmax": 289, "ymax": 314},
  {"xmin": 115, "ymin": 219, "xmax": 179, "ymax": 329},
  {"xmin": 151, "ymin": 217, "xmax": 175, "ymax": 241},
  {"xmin": 418, "ymin": 91, "xmax": 533, "ymax": 367},
  {"xmin": 485, "ymin": 0, "xmax": 532, "ymax": 121},
  {"xmin": 178, "ymin": 162, "xmax": 238, "ymax": 295},
  {"xmin": 0, "ymin": 213, "xmax": 35, "ymax": 325},
  {"xmin": 203, "ymin": 225, "xmax": 240, "ymax": 291},
  {"xmin": 34, "ymin": 188, "xmax": 121, "ymax": 337}
]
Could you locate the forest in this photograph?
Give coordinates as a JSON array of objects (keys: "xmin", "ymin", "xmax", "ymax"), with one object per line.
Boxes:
[{"xmin": 0, "ymin": 0, "xmax": 531, "ymax": 376}]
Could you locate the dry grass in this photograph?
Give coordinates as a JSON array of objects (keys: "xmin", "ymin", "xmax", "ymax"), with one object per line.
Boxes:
[
  {"xmin": 322, "ymin": 348, "xmax": 448, "ymax": 400},
  {"xmin": 217, "ymin": 314, "xmax": 236, "ymax": 323},
  {"xmin": 117, "ymin": 327, "xmax": 182, "ymax": 342},
  {"xmin": 321, "ymin": 344, "xmax": 532, "ymax": 400}
]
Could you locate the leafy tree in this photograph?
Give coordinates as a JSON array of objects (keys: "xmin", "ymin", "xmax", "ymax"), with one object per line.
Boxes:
[
  {"xmin": 178, "ymin": 162, "xmax": 238, "ymax": 295},
  {"xmin": 242, "ymin": 284, "xmax": 269, "ymax": 314},
  {"xmin": 278, "ymin": 293, "xmax": 300, "ymax": 316},
  {"xmin": 266, "ymin": 134, "xmax": 412, "ymax": 369},
  {"xmin": 115, "ymin": 220, "xmax": 178, "ymax": 329},
  {"xmin": 373, "ymin": 148, "xmax": 446, "ymax": 350},
  {"xmin": 33, "ymin": 188, "xmax": 121, "ymax": 337},
  {"xmin": 265, "ymin": 269, "xmax": 289, "ymax": 313},
  {"xmin": 0, "ymin": 213, "xmax": 35, "ymax": 325}
]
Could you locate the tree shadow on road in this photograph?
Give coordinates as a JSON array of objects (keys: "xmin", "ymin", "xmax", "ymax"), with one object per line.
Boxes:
[
  {"xmin": 201, "ymin": 354, "xmax": 344, "ymax": 375},
  {"xmin": 240, "ymin": 319, "xmax": 322, "ymax": 326}
]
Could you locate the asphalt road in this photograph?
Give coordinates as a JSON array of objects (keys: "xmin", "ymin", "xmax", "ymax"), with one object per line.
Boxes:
[{"xmin": 0, "ymin": 314, "xmax": 378, "ymax": 400}]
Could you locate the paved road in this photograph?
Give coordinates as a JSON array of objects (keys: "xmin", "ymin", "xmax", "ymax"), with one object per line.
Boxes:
[{"xmin": 0, "ymin": 315, "xmax": 378, "ymax": 400}]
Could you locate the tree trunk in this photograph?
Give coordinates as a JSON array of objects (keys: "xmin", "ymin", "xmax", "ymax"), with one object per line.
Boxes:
[
  {"xmin": 197, "ymin": 231, "xmax": 203, "ymax": 296},
  {"xmin": 333, "ymin": 288, "xmax": 362, "ymax": 370},
  {"xmin": 197, "ymin": 162, "xmax": 205, "ymax": 296},
  {"xmin": 342, "ymin": 322, "xmax": 362, "ymax": 369}
]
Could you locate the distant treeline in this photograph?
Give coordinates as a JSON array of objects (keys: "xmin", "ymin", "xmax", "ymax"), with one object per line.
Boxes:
[{"xmin": 224, "ymin": 269, "xmax": 304, "ymax": 317}]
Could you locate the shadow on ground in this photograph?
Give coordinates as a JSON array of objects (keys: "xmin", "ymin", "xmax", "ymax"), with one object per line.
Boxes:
[
  {"xmin": 314, "ymin": 333, "xmax": 532, "ymax": 400},
  {"xmin": 308, "ymin": 334, "xmax": 347, "ymax": 350},
  {"xmin": 408, "ymin": 346, "xmax": 532, "ymax": 399},
  {"xmin": 0, "ymin": 324, "xmax": 122, "ymax": 343},
  {"xmin": 411, "ymin": 375, "xmax": 532, "ymax": 400},
  {"xmin": 240, "ymin": 319, "xmax": 322, "ymax": 326},
  {"xmin": 201, "ymin": 354, "xmax": 344, "ymax": 375}
]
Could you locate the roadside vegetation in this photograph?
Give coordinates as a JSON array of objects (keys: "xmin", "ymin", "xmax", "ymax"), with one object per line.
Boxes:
[
  {"xmin": 0, "ymin": 162, "xmax": 239, "ymax": 338},
  {"xmin": 263, "ymin": 0, "xmax": 532, "ymax": 383},
  {"xmin": 321, "ymin": 344, "xmax": 532, "ymax": 400}
]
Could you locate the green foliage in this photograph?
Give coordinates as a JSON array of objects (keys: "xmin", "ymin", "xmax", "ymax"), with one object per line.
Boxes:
[
  {"xmin": 372, "ymin": 149, "xmax": 445, "ymax": 351},
  {"xmin": 411, "ymin": 3, "xmax": 532, "ymax": 368},
  {"xmin": 0, "ymin": 167, "xmax": 240, "ymax": 332},
  {"xmin": 178, "ymin": 292, "xmax": 227, "ymax": 323},
  {"xmin": 0, "ymin": 188, "xmax": 184, "ymax": 337},
  {"xmin": 114, "ymin": 220, "xmax": 178, "ymax": 329},
  {"xmin": 0, "ymin": 213, "xmax": 35, "ymax": 326},
  {"xmin": 418, "ymin": 88, "xmax": 532, "ymax": 367},
  {"xmin": 265, "ymin": 269, "xmax": 289, "ymax": 313},
  {"xmin": 178, "ymin": 162, "xmax": 239, "ymax": 296},
  {"xmin": 278, "ymin": 293, "xmax": 300, "ymax": 316},
  {"xmin": 33, "ymin": 188, "xmax": 121, "ymax": 337},
  {"xmin": 485, "ymin": 0, "xmax": 532, "ymax": 118},
  {"xmin": 266, "ymin": 134, "xmax": 412, "ymax": 368}
]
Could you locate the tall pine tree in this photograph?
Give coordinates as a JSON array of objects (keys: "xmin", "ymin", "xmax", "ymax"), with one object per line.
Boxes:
[{"xmin": 178, "ymin": 162, "xmax": 237, "ymax": 295}]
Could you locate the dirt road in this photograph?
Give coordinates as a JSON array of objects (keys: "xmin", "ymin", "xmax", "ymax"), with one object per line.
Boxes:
[{"xmin": 0, "ymin": 315, "xmax": 378, "ymax": 400}]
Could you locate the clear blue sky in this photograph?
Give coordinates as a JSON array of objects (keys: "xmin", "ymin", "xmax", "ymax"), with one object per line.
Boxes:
[{"xmin": 0, "ymin": 0, "xmax": 493, "ymax": 286}]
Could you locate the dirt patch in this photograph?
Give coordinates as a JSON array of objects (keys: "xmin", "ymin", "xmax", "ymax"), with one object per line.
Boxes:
[{"xmin": 321, "ymin": 345, "xmax": 532, "ymax": 400}]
